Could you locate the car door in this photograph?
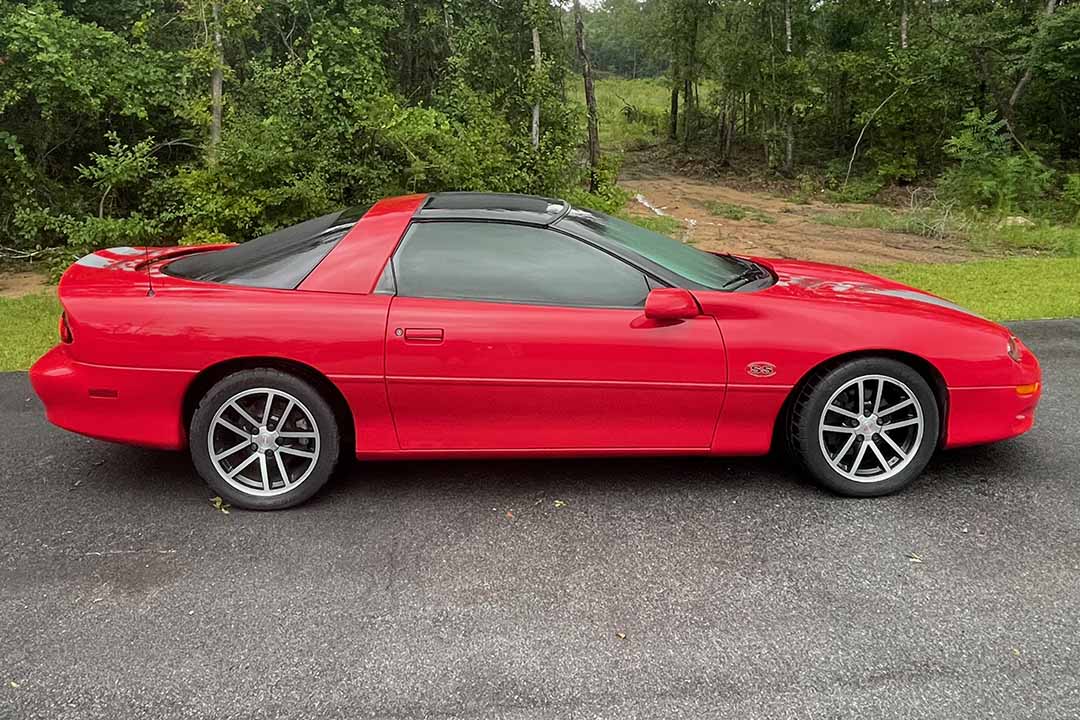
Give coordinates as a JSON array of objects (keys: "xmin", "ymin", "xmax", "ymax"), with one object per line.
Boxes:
[{"xmin": 383, "ymin": 220, "xmax": 727, "ymax": 451}]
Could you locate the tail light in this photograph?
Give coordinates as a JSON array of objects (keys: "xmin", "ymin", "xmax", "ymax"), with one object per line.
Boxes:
[{"xmin": 59, "ymin": 312, "xmax": 73, "ymax": 344}]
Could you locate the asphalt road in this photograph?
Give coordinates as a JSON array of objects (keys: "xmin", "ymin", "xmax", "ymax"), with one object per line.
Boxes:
[{"xmin": 1, "ymin": 320, "xmax": 1078, "ymax": 720}]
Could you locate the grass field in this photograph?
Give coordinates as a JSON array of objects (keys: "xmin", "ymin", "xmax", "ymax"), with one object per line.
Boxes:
[
  {"xmin": 816, "ymin": 207, "xmax": 1080, "ymax": 257},
  {"xmin": 0, "ymin": 292, "xmax": 60, "ymax": 372},
  {"xmin": 813, "ymin": 206, "xmax": 950, "ymax": 236},
  {"xmin": 704, "ymin": 201, "xmax": 776, "ymax": 224},
  {"xmin": 588, "ymin": 77, "xmax": 670, "ymax": 151},
  {"xmin": 865, "ymin": 257, "xmax": 1080, "ymax": 321},
  {"xmin": 625, "ymin": 213, "xmax": 682, "ymax": 236}
]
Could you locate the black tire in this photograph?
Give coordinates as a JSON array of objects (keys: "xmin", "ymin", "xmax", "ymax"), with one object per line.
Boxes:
[
  {"xmin": 190, "ymin": 368, "xmax": 341, "ymax": 510},
  {"xmin": 789, "ymin": 357, "xmax": 939, "ymax": 497}
]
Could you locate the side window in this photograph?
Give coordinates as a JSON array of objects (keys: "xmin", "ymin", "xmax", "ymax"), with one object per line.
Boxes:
[{"xmin": 392, "ymin": 222, "xmax": 650, "ymax": 308}]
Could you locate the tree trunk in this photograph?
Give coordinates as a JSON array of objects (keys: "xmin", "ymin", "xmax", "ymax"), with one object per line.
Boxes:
[
  {"xmin": 442, "ymin": 0, "xmax": 456, "ymax": 54},
  {"xmin": 682, "ymin": 5, "xmax": 699, "ymax": 146},
  {"xmin": 531, "ymin": 26, "xmax": 542, "ymax": 149},
  {"xmin": 402, "ymin": 1, "xmax": 418, "ymax": 89},
  {"xmin": 682, "ymin": 76, "xmax": 692, "ymax": 146},
  {"xmin": 783, "ymin": 121, "xmax": 794, "ymax": 175},
  {"xmin": 782, "ymin": 0, "xmax": 794, "ymax": 176},
  {"xmin": 726, "ymin": 112, "xmax": 736, "ymax": 163},
  {"xmin": 900, "ymin": 0, "xmax": 909, "ymax": 49},
  {"xmin": 208, "ymin": 1, "xmax": 223, "ymax": 164},
  {"xmin": 1007, "ymin": 0, "xmax": 1058, "ymax": 117},
  {"xmin": 784, "ymin": 0, "xmax": 792, "ymax": 54},
  {"xmin": 573, "ymin": 0, "xmax": 600, "ymax": 193},
  {"xmin": 669, "ymin": 83, "xmax": 680, "ymax": 141}
]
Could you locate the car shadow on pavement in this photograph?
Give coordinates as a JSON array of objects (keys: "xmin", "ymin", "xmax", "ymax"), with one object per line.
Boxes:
[{"xmin": 80, "ymin": 432, "xmax": 1038, "ymax": 511}]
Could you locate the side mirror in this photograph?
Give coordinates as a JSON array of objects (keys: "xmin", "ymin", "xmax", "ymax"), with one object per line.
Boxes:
[{"xmin": 644, "ymin": 288, "xmax": 700, "ymax": 320}]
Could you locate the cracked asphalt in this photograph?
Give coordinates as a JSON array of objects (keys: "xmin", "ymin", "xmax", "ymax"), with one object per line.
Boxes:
[{"xmin": 1, "ymin": 319, "xmax": 1078, "ymax": 719}]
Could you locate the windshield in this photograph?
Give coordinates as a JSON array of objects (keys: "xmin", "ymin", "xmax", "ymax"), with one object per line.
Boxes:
[{"xmin": 556, "ymin": 208, "xmax": 745, "ymax": 289}]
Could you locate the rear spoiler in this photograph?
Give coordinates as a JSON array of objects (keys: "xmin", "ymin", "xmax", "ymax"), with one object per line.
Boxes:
[
  {"xmin": 72, "ymin": 245, "xmax": 233, "ymax": 271},
  {"xmin": 64, "ymin": 245, "xmax": 233, "ymax": 296}
]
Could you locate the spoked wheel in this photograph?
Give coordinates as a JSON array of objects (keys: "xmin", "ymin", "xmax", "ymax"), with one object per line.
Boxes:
[
  {"xmin": 191, "ymin": 369, "xmax": 340, "ymax": 510},
  {"xmin": 208, "ymin": 387, "xmax": 321, "ymax": 496},
  {"xmin": 791, "ymin": 358, "xmax": 939, "ymax": 497}
]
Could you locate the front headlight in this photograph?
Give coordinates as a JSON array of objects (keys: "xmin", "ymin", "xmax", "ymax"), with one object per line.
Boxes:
[{"xmin": 1007, "ymin": 335, "xmax": 1023, "ymax": 363}]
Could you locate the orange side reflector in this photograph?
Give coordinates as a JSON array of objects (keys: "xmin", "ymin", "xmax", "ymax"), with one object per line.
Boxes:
[{"xmin": 1016, "ymin": 382, "xmax": 1040, "ymax": 396}]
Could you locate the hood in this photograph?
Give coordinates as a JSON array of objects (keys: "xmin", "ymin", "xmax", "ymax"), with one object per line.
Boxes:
[{"xmin": 751, "ymin": 257, "xmax": 984, "ymax": 319}]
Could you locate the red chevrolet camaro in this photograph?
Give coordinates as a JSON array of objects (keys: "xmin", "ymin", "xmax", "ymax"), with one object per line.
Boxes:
[{"xmin": 30, "ymin": 193, "xmax": 1042, "ymax": 509}]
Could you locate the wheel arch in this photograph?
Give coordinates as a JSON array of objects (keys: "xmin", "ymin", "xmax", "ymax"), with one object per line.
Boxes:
[
  {"xmin": 181, "ymin": 356, "xmax": 355, "ymax": 455},
  {"xmin": 771, "ymin": 349, "xmax": 949, "ymax": 452}
]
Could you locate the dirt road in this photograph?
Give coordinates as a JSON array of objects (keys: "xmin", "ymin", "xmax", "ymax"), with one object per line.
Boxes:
[{"xmin": 621, "ymin": 172, "xmax": 977, "ymax": 266}]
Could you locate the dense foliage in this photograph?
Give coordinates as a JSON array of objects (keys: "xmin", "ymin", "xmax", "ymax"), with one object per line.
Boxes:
[
  {"xmin": 579, "ymin": 0, "xmax": 1080, "ymax": 215},
  {"xmin": 3, "ymin": 0, "xmax": 1079, "ymax": 264},
  {"xmin": 0, "ymin": 0, "xmax": 590, "ymax": 257}
]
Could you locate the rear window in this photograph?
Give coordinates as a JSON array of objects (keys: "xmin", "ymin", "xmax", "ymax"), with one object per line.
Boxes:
[{"xmin": 163, "ymin": 206, "xmax": 369, "ymax": 289}]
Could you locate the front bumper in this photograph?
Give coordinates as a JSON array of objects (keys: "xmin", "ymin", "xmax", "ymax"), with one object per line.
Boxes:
[
  {"xmin": 944, "ymin": 345, "xmax": 1042, "ymax": 448},
  {"xmin": 30, "ymin": 345, "xmax": 191, "ymax": 450},
  {"xmin": 945, "ymin": 383, "xmax": 1042, "ymax": 448}
]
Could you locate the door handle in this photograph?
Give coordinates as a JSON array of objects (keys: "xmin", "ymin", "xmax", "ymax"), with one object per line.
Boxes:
[{"xmin": 402, "ymin": 327, "xmax": 444, "ymax": 343}]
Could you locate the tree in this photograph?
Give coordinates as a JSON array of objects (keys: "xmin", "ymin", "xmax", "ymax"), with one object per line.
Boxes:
[{"xmin": 573, "ymin": 0, "xmax": 601, "ymax": 193}]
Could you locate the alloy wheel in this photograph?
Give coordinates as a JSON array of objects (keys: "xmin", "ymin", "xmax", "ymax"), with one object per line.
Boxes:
[
  {"xmin": 817, "ymin": 374, "xmax": 924, "ymax": 483},
  {"xmin": 207, "ymin": 387, "xmax": 321, "ymax": 497}
]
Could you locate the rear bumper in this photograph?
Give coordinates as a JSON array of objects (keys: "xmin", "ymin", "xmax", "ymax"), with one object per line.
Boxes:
[{"xmin": 30, "ymin": 345, "xmax": 191, "ymax": 450}]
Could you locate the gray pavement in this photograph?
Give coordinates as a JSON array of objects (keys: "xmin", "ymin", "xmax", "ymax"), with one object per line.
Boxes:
[{"xmin": 1, "ymin": 319, "xmax": 1078, "ymax": 719}]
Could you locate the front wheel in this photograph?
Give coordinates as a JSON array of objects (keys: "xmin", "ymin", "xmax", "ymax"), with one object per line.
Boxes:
[
  {"xmin": 190, "ymin": 369, "xmax": 341, "ymax": 510},
  {"xmin": 790, "ymin": 358, "xmax": 939, "ymax": 497}
]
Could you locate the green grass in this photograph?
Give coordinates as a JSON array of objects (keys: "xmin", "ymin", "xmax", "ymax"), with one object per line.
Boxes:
[
  {"xmin": 623, "ymin": 213, "xmax": 682, "ymax": 237},
  {"xmin": 814, "ymin": 205, "xmax": 1080, "ymax": 256},
  {"xmin": 863, "ymin": 257, "xmax": 1080, "ymax": 321},
  {"xmin": 970, "ymin": 222, "xmax": 1080, "ymax": 256},
  {"xmin": 586, "ymin": 77, "xmax": 670, "ymax": 151},
  {"xmin": 812, "ymin": 206, "xmax": 949, "ymax": 237},
  {"xmin": 0, "ymin": 291, "xmax": 60, "ymax": 371},
  {"xmin": 704, "ymin": 201, "xmax": 776, "ymax": 224}
]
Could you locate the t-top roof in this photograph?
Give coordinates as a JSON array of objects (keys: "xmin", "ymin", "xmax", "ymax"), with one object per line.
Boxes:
[{"xmin": 415, "ymin": 192, "xmax": 570, "ymax": 225}]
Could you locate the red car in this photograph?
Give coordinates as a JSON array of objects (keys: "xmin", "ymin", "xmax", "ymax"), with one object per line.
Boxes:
[{"xmin": 30, "ymin": 193, "xmax": 1042, "ymax": 509}]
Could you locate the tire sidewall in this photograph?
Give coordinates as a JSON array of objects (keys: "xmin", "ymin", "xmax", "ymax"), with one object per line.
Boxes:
[
  {"xmin": 797, "ymin": 358, "xmax": 940, "ymax": 497},
  {"xmin": 190, "ymin": 369, "xmax": 341, "ymax": 510}
]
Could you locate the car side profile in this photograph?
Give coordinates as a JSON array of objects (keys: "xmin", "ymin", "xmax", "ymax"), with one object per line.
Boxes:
[{"xmin": 30, "ymin": 193, "xmax": 1043, "ymax": 509}]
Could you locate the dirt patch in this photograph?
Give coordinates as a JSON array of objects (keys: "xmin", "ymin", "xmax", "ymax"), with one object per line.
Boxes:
[
  {"xmin": 620, "ymin": 172, "xmax": 980, "ymax": 266},
  {"xmin": 0, "ymin": 270, "xmax": 50, "ymax": 298}
]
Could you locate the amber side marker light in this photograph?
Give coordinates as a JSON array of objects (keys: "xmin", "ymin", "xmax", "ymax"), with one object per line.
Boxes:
[{"xmin": 1016, "ymin": 382, "xmax": 1040, "ymax": 397}]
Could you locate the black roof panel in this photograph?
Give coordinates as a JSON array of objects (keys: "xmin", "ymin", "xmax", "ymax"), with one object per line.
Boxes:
[{"xmin": 416, "ymin": 192, "xmax": 569, "ymax": 225}]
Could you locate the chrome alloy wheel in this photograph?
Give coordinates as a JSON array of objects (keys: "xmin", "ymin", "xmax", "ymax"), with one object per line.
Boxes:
[
  {"xmin": 207, "ymin": 387, "xmax": 321, "ymax": 497},
  {"xmin": 817, "ymin": 374, "xmax": 924, "ymax": 483}
]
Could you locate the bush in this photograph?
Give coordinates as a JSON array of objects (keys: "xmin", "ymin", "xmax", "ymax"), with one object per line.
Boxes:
[
  {"xmin": 0, "ymin": 0, "xmax": 590, "ymax": 264},
  {"xmin": 1064, "ymin": 174, "xmax": 1080, "ymax": 223},
  {"xmin": 939, "ymin": 109, "xmax": 1054, "ymax": 213}
]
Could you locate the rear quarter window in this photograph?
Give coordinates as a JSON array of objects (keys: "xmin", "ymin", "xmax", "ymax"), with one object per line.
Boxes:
[{"xmin": 163, "ymin": 207, "xmax": 368, "ymax": 289}]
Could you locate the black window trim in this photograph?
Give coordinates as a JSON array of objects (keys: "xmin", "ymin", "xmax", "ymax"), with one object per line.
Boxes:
[
  {"xmin": 161, "ymin": 206, "xmax": 369, "ymax": 290},
  {"xmin": 387, "ymin": 218, "xmax": 667, "ymax": 310}
]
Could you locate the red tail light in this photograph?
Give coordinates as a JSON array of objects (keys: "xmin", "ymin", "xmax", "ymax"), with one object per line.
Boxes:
[{"xmin": 59, "ymin": 312, "xmax": 73, "ymax": 343}]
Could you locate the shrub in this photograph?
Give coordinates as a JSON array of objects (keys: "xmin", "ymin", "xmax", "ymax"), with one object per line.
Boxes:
[
  {"xmin": 1063, "ymin": 174, "xmax": 1080, "ymax": 223},
  {"xmin": 939, "ymin": 109, "xmax": 1054, "ymax": 213}
]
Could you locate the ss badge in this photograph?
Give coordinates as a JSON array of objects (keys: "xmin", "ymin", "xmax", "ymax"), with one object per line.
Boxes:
[{"xmin": 746, "ymin": 362, "xmax": 777, "ymax": 378}]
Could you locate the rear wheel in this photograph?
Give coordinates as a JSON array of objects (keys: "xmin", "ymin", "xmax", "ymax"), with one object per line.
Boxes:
[
  {"xmin": 190, "ymin": 369, "xmax": 340, "ymax": 510},
  {"xmin": 790, "ymin": 358, "xmax": 939, "ymax": 497}
]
